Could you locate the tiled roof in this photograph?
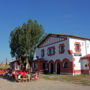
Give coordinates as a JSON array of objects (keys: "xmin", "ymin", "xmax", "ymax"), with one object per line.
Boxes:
[{"xmin": 81, "ymin": 54, "xmax": 90, "ymax": 59}]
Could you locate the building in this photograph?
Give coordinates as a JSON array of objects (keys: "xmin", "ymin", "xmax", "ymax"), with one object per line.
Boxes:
[
  {"xmin": 33, "ymin": 33, "xmax": 90, "ymax": 75},
  {"xmin": 9, "ymin": 60, "xmax": 20, "ymax": 70},
  {"xmin": 9, "ymin": 59, "xmax": 30, "ymax": 71}
]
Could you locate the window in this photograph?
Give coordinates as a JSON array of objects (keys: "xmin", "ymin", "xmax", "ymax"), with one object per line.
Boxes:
[
  {"xmin": 41, "ymin": 49, "xmax": 44, "ymax": 57},
  {"xmin": 75, "ymin": 42, "xmax": 81, "ymax": 52},
  {"xmin": 59, "ymin": 44, "xmax": 65, "ymax": 54},
  {"xmin": 76, "ymin": 44, "xmax": 80, "ymax": 51},
  {"xmin": 33, "ymin": 63, "xmax": 38, "ymax": 70},
  {"xmin": 33, "ymin": 63, "xmax": 36, "ymax": 69},
  {"xmin": 48, "ymin": 47, "xmax": 55, "ymax": 56},
  {"xmin": 63, "ymin": 62, "xmax": 68, "ymax": 68},
  {"xmin": 43, "ymin": 63, "xmax": 46, "ymax": 70},
  {"xmin": 85, "ymin": 64, "xmax": 88, "ymax": 67}
]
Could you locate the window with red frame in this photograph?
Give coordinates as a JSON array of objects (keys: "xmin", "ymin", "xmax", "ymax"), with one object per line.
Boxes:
[
  {"xmin": 41, "ymin": 49, "xmax": 44, "ymax": 57},
  {"xmin": 76, "ymin": 44, "xmax": 80, "ymax": 51},
  {"xmin": 75, "ymin": 42, "xmax": 81, "ymax": 52},
  {"xmin": 63, "ymin": 62, "xmax": 68, "ymax": 68},
  {"xmin": 59, "ymin": 44, "xmax": 65, "ymax": 54},
  {"xmin": 48, "ymin": 47, "xmax": 55, "ymax": 56}
]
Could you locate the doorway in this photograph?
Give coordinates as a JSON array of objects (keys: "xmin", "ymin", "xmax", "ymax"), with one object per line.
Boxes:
[
  {"xmin": 50, "ymin": 63, "xmax": 53, "ymax": 74},
  {"xmin": 56, "ymin": 63, "xmax": 60, "ymax": 74}
]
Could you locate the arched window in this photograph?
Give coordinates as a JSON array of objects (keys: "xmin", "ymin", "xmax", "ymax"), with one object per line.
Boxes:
[{"xmin": 63, "ymin": 62, "xmax": 68, "ymax": 68}]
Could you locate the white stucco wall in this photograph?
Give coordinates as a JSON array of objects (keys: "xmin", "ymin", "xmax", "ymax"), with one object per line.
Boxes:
[
  {"xmin": 80, "ymin": 60, "xmax": 89, "ymax": 70},
  {"xmin": 36, "ymin": 37, "xmax": 72, "ymax": 62},
  {"xmin": 86, "ymin": 40, "xmax": 90, "ymax": 54},
  {"xmin": 36, "ymin": 35, "xmax": 90, "ymax": 74},
  {"xmin": 69, "ymin": 37, "xmax": 90, "ymax": 70}
]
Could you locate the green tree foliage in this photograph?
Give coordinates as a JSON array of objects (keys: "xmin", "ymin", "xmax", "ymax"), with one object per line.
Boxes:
[
  {"xmin": 40, "ymin": 33, "xmax": 48, "ymax": 42},
  {"xmin": 10, "ymin": 19, "xmax": 45, "ymax": 65}
]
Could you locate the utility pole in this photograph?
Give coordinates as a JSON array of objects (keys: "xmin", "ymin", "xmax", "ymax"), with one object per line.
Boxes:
[{"xmin": 6, "ymin": 58, "xmax": 7, "ymax": 65}]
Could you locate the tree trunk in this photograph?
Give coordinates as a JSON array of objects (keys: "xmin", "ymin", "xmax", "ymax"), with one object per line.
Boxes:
[{"xmin": 28, "ymin": 56, "xmax": 33, "ymax": 72}]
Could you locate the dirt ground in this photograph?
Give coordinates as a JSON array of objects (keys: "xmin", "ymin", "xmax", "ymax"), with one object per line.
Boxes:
[{"xmin": 0, "ymin": 78, "xmax": 90, "ymax": 90}]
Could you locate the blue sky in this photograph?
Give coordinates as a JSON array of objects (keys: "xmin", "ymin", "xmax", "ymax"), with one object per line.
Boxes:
[{"xmin": 0, "ymin": 0, "xmax": 90, "ymax": 63}]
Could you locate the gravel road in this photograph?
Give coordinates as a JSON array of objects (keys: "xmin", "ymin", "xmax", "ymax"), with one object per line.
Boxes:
[{"xmin": 0, "ymin": 78, "xmax": 90, "ymax": 90}]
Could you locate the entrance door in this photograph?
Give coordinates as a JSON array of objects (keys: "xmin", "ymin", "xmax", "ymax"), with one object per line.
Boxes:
[
  {"xmin": 50, "ymin": 63, "xmax": 53, "ymax": 74},
  {"xmin": 57, "ymin": 63, "xmax": 60, "ymax": 74},
  {"xmin": 43, "ymin": 63, "xmax": 46, "ymax": 70}
]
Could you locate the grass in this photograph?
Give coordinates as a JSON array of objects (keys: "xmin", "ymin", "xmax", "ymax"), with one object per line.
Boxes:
[{"xmin": 41, "ymin": 74, "xmax": 90, "ymax": 86}]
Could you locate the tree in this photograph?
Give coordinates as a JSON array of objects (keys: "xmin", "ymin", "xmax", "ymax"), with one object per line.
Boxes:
[
  {"xmin": 10, "ymin": 26, "xmax": 25, "ymax": 59},
  {"xmin": 40, "ymin": 33, "xmax": 48, "ymax": 42},
  {"xmin": 9, "ymin": 19, "xmax": 45, "ymax": 66}
]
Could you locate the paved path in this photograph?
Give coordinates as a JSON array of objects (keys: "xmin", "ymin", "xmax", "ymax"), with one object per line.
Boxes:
[{"xmin": 0, "ymin": 78, "xmax": 90, "ymax": 90}]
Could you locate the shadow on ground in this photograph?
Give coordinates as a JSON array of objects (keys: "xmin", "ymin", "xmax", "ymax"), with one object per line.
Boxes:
[{"xmin": 0, "ymin": 76, "xmax": 16, "ymax": 82}]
